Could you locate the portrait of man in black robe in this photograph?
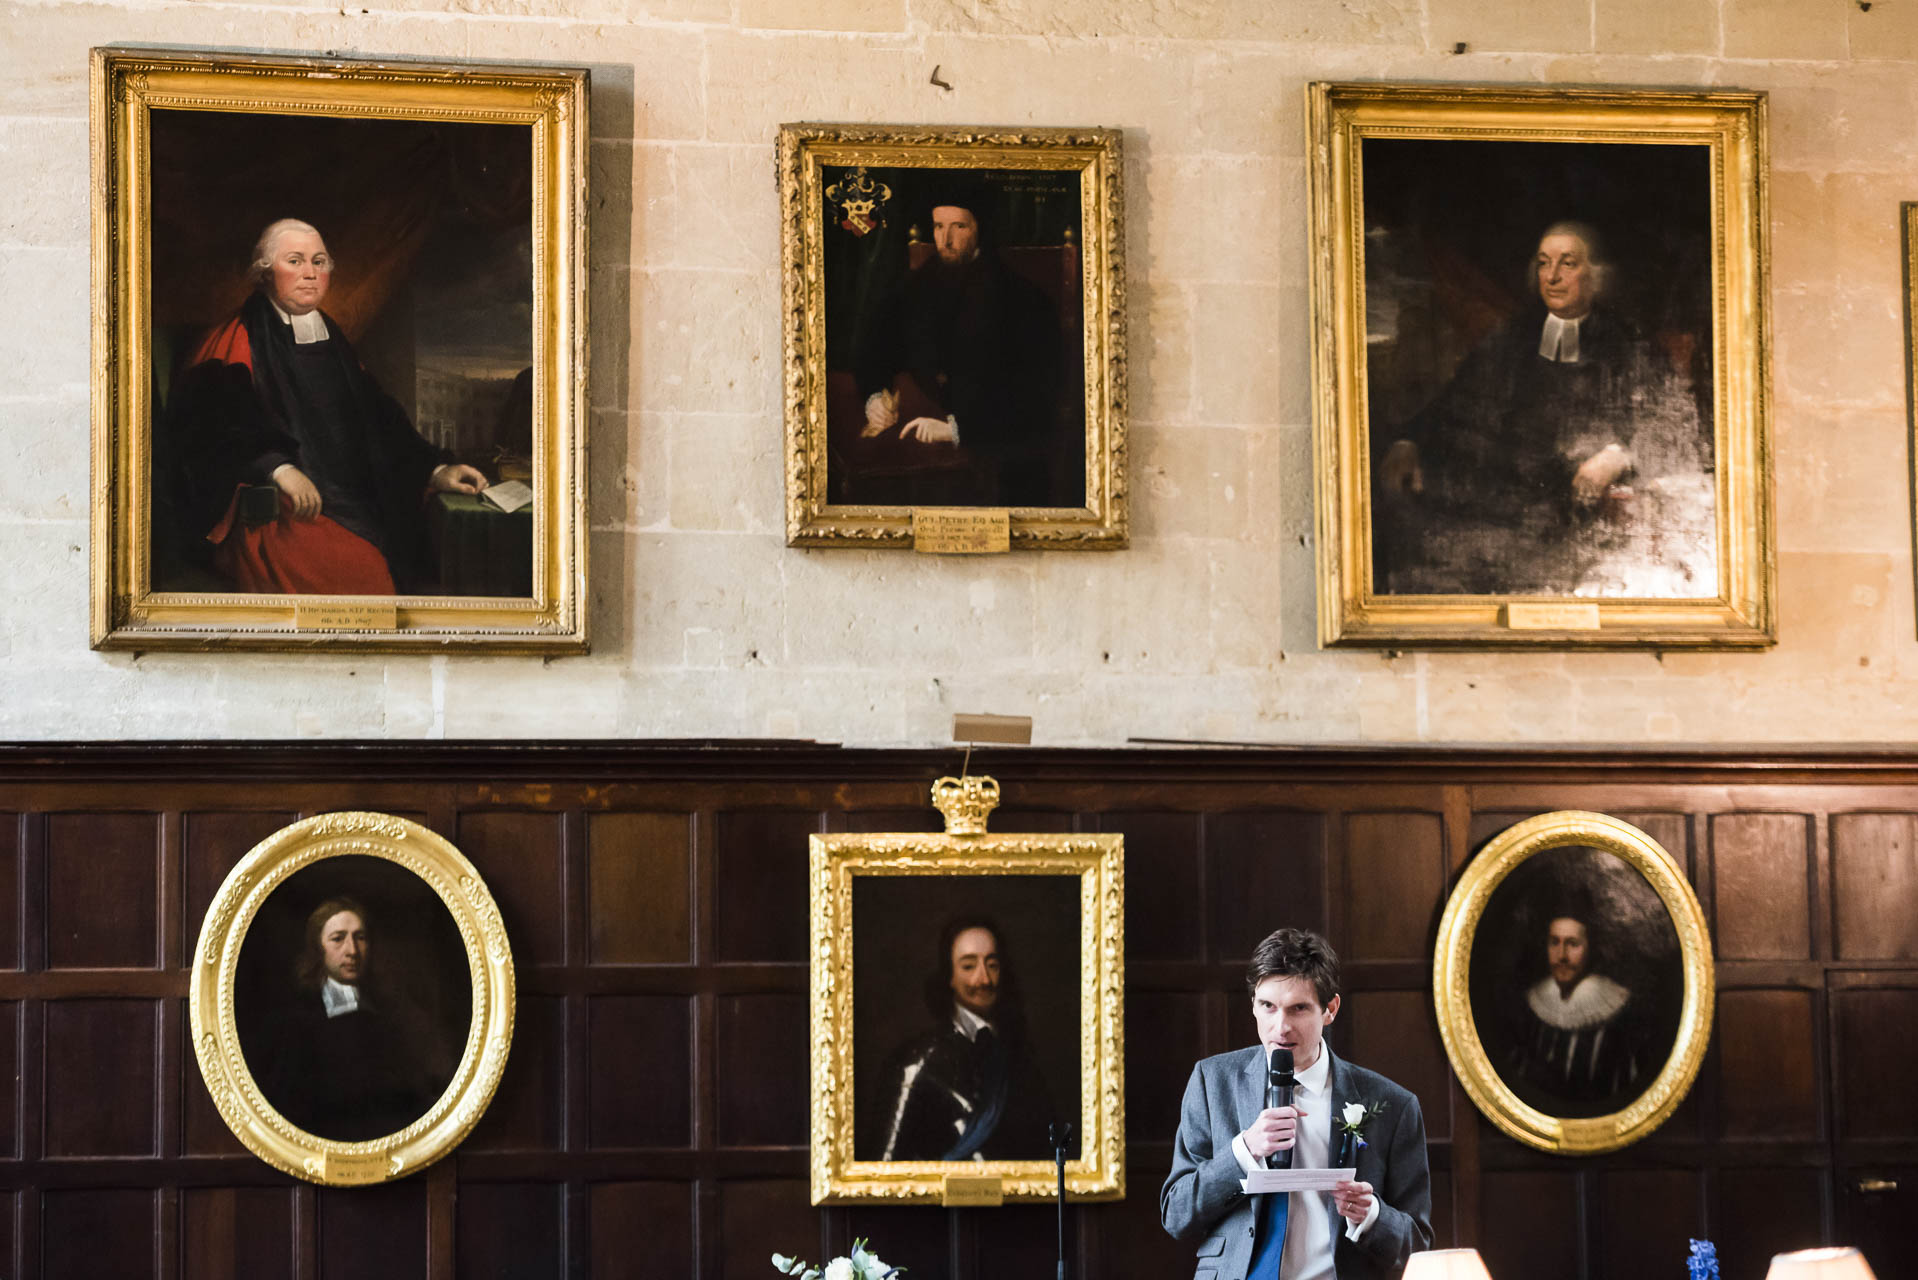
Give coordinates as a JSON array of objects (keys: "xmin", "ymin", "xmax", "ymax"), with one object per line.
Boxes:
[
  {"xmin": 234, "ymin": 856, "xmax": 472, "ymax": 1143},
  {"xmin": 820, "ymin": 168, "xmax": 1087, "ymax": 510},
  {"xmin": 1362, "ymin": 140, "xmax": 1719, "ymax": 598}
]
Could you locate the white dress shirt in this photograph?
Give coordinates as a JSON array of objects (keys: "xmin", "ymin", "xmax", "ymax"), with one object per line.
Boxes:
[{"xmin": 1229, "ymin": 1046, "xmax": 1380, "ymax": 1279}]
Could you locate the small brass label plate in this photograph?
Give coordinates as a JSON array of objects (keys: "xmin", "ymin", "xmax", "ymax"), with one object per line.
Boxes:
[
  {"xmin": 313, "ymin": 1152, "xmax": 392, "ymax": 1184},
  {"xmin": 941, "ymin": 1175, "xmax": 1004, "ymax": 1206},
  {"xmin": 293, "ymin": 602, "xmax": 399, "ymax": 631},
  {"xmin": 1504, "ymin": 602, "xmax": 1601, "ymax": 631},
  {"xmin": 913, "ymin": 508, "xmax": 1011, "ymax": 554}
]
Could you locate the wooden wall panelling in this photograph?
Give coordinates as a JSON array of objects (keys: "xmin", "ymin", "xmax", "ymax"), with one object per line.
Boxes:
[
  {"xmin": 1597, "ymin": 1169, "xmax": 1701, "ymax": 1278},
  {"xmin": 586, "ymin": 811, "xmax": 693, "ymax": 965},
  {"xmin": 1717, "ymin": 1168, "xmax": 1828, "ymax": 1280},
  {"xmin": 0, "ymin": 748, "xmax": 1915, "ymax": 1276},
  {"xmin": 1828, "ymin": 813, "xmax": 1918, "ymax": 960},
  {"xmin": 588, "ymin": 1180, "xmax": 696, "ymax": 1277},
  {"xmin": 1711, "ymin": 812, "xmax": 1814, "ymax": 960}
]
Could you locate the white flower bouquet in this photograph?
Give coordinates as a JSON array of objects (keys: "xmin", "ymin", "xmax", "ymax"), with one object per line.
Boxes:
[{"xmin": 772, "ymin": 1238, "xmax": 901, "ymax": 1280}]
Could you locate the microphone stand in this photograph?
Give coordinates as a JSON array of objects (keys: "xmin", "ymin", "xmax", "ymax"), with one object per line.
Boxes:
[{"xmin": 1050, "ymin": 1121, "xmax": 1073, "ymax": 1280}]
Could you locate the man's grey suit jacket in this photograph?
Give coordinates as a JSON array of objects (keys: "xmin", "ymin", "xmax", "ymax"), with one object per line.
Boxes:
[{"xmin": 1159, "ymin": 1046, "xmax": 1432, "ymax": 1280}]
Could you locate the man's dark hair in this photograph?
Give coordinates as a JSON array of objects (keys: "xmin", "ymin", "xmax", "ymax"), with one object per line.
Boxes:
[
  {"xmin": 1245, "ymin": 928, "xmax": 1340, "ymax": 1008},
  {"xmin": 296, "ymin": 896, "xmax": 369, "ymax": 989},
  {"xmin": 922, "ymin": 914, "xmax": 1024, "ymax": 1026}
]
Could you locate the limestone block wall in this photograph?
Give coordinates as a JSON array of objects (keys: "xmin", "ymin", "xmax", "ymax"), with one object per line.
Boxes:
[{"xmin": 2, "ymin": 0, "xmax": 1916, "ymax": 745}]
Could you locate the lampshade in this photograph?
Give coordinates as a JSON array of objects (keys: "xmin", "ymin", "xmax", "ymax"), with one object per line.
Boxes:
[
  {"xmin": 1764, "ymin": 1247, "xmax": 1877, "ymax": 1280},
  {"xmin": 1401, "ymin": 1248, "xmax": 1495, "ymax": 1280}
]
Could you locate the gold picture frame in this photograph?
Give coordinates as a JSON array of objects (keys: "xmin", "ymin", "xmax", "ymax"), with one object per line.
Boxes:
[
  {"xmin": 809, "ymin": 777, "xmax": 1124, "ymax": 1203},
  {"xmin": 1308, "ymin": 82, "xmax": 1774, "ymax": 648},
  {"xmin": 90, "ymin": 48, "xmax": 588, "ymax": 651},
  {"xmin": 189, "ymin": 811, "xmax": 515, "ymax": 1186},
  {"xmin": 779, "ymin": 123, "xmax": 1127, "ymax": 549},
  {"xmin": 1432, "ymin": 810, "xmax": 1713, "ymax": 1155}
]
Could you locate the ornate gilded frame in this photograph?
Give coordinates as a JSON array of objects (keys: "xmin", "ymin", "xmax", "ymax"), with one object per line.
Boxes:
[
  {"xmin": 1432, "ymin": 810, "xmax": 1713, "ymax": 1155},
  {"xmin": 779, "ymin": 124, "xmax": 1127, "ymax": 548},
  {"xmin": 189, "ymin": 811, "xmax": 515, "ymax": 1186},
  {"xmin": 90, "ymin": 48, "xmax": 588, "ymax": 651},
  {"xmin": 809, "ymin": 777, "xmax": 1124, "ymax": 1203},
  {"xmin": 1308, "ymin": 83, "xmax": 1774, "ymax": 648}
]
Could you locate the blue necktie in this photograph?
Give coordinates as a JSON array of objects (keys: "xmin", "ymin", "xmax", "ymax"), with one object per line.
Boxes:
[{"xmin": 1247, "ymin": 1181, "xmax": 1288, "ymax": 1280}]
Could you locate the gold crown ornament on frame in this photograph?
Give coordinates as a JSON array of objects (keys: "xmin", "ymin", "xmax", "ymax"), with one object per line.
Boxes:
[{"xmin": 931, "ymin": 774, "xmax": 1002, "ymax": 835}]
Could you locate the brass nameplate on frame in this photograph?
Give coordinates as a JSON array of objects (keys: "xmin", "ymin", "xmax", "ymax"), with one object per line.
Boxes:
[
  {"xmin": 1504, "ymin": 602, "xmax": 1601, "ymax": 631},
  {"xmin": 312, "ymin": 1152, "xmax": 393, "ymax": 1185},
  {"xmin": 294, "ymin": 602, "xmax": 399, "ymax": 631},
  {"xmin": 941, "ymin": 1176, "xmax": 1005, "ymax": 1207},
  {"xmin": 913, "ymin": 509, "xmax": 1011, "ymax": 554}
]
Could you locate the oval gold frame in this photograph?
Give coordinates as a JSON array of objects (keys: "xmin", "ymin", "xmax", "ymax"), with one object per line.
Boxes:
[
  {"xmin": 188, "ymin": 812, "xmax": 515, "ymax": 1186},
  {"xmin": 1432, "ymin": 810, "xmax": 1713, "ymax": 1155}
]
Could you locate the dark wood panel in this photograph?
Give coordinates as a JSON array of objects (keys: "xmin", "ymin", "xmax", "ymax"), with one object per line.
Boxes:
[
  {"xmin": 44, "ymin": 999, "xmax": 156, "ymax": 1157},
  {"xmin": 1100, "ymin": 811, "xmax": 1203, "ymax": 964},
  {"xmin": 845, "ymin": 807, "xmax": 941, "ymax": 834},
  {"xmin": 713, "ymin": 810, "xmax": 821, "ymax": 964},
  {"xmin": 463, "ymin": 994, "xmax": 564, "ymax": 1153},
  {"xmin": 46, "ymin": 812, "xmax": 158, "ymax": 970},
  {"xmin": 1344, "ymin": 811, "xmax": 1445, "ymax": 962},
  {"xmin": 1206, "ymin": 811, "xmax": 1325, "ymax": 962},
  {"xmin": 455, "ymin": 1182, "xmax": 563, "ymax": 1279},
  {"xmin": 182, "ymin": 811, "xmax": 299, "ymax": 970},
  {"xmin": 43, "ymin": 1188, "xmax": 155, "ymax": 1280},
  {"xmin": 1829, "ymin": 813, "xmax": 1918, "ymax": 960},
  {"xmin": 0, "ymin": 814, "xmax": 18, "ymax": 970},
  {"xmin": 715, "ymin": 993, "xmax": 807, "ymax": 1148},
  {"xmin": 589, "ymin": 1181, "xmax": 694, "ymax": 1278},
  {"xmin": 456, "ymin": 811, "xmax": 567, "ymax": 967},
  {"xmin": 1343, "ymin": 990, "xmax": 1451, "ymax": 1144},
  {"xmin": 1711, "ymin": 813, "xmax": 1813, "ymax": 961},
  {"xmin": 1478, "ymin": 1169, "xmax": 1579, "ymax": 1280},
  {"xmin": 587, "ymin": 811, "xmax": 691, "ymax": 964},
  {"xmin": 182, "ymin": 1186, "xmax": 296, "ymax": 1279},
  {"xmin": 1841, "ymin": 1163, "xmax": 1918, "ymax": 1279},
  {"xmin": 718, "ymin": 1179, "xmax": 817, "ymax": 1280},
  {"xmin": 971, "ymin": 1201, "xmax": 1077, "ymax": 1277},
  {"xmin": 0, "ymin": 1002, "xmax": 16, "ymax": 1159},
  {"xmin": 1833, "ymin": 986, "xmax": 1918, "ymax": 1140},
  {"xmin": 588, "ymin": 996, "xmax": 691, "ymax": 1149},
  {"xmin": 1086, "ymin": 1181, "xmax": 1192, "ymax": 1280},
  {"xmin": 1124, "ymin": 992, "xmax": 1207, "ymax": 1149},
  {"xmin": 1719, "ymin": 1168, "xmax": 1826, "ymax": 1280},
  {"xmin": 1597, "ymin": 1169, "xmax": 1698, "ymax": 1278},
  {"xmin": 319, "ymin": 1180, "xmax": 427, "ymax": 1280},
  {"xmin": 1718, "ymin": 989, "xmax": 1818, "ymax": 1140},
  {"xmin": 842, "ymin": 1203, "xmax": 948, "ymax": 1280}
]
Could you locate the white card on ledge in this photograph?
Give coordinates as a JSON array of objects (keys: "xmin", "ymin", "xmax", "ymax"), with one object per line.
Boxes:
[
  {"xmin": 480, "ymin": 480, "xmax": 534, "ymax": 513},
  {"xmin": 1240, "ymin": 1167, "xmax": 1357, "ymax": 1194}
]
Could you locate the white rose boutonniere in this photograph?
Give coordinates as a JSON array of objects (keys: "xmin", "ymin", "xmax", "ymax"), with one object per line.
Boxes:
[{"xmin": 1337, "ymin": 1099, "xmax": 1387, "ymax": 1154}]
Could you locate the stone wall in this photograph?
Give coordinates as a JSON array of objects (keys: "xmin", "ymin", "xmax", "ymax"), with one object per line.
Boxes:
[{"xmin": 3, "ymin": 0, "xmax": 1915, "ymax": 744}]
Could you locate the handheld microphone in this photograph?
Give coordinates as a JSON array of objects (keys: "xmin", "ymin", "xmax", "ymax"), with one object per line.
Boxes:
[{"xmin": 1266, "ymin": 1047, "xmax": 1297, "ymax": 1170}]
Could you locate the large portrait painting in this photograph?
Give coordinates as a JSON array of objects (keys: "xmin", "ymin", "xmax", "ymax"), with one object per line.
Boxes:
[
  {"xmin": 189, "ymin": 811, "xmax": 515, "ymax": 1185},
  {"xmin": 809, "ymin": 777, "xmax": 1124, "ymax": 1203},
  {"xmin": 91, "ymin": 49, "xmax": 588, "ymax": 651},
  {"xmin": 1433, "ymin": 810, "xmax": 1713, "ymax": 1154},
  {"xmin": 780, "ymin": 124, "xmax": 1126, "ymax": 549},
  {"xmin": 1309, "ymin": 83, "xmax": 1774, "ymax": 647}
]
